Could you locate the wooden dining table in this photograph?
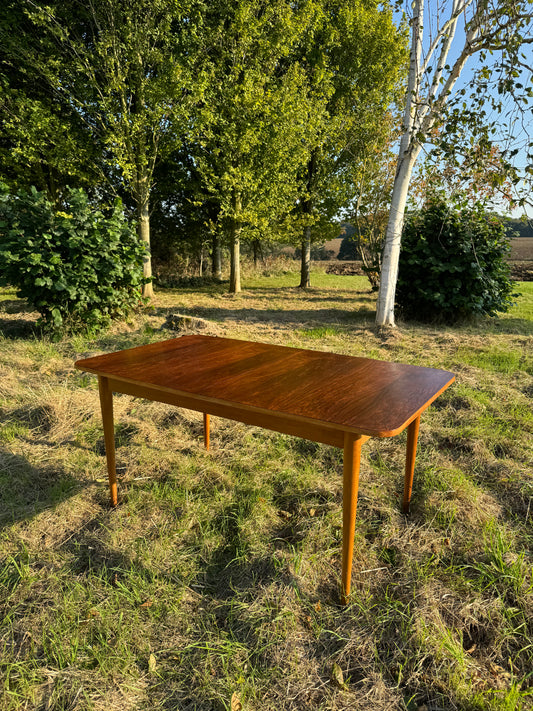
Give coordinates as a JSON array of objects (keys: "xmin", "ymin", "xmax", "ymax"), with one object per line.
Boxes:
[{"xmin": 75, "ymin": 335, "xmax": 454, "ymax": 602}]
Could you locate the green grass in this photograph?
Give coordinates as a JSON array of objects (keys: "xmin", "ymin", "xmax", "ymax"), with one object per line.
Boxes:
[{"xmin": 1, "ymin": 270, "xmax": 532, "ymax": 710}]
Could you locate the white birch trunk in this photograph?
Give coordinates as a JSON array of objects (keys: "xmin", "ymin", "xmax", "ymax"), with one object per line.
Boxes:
[
  {"xmin": 374, "ymin": 0, "xmax": 484, "ymax": 327},
  {"xmin": 375, "ymin": 0, "xmax": 424, "ymax": 327},
  {"xmin": 375, "ymin": 151, "xmax": 418, "ymax": 326}
]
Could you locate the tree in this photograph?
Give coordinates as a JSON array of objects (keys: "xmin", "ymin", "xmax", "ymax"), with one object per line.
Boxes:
[
  {"xmin": 0, "ymin": 71, "xmax": 101, "ymax": 204},
  {"xmin": 409, "ymin": 119, "xmax": 522, "ymax": 215},
  {"xmin": 376, "ymin": 0, "xmax": 533, "ymax": 326},
  {"xmin": 0, "ymin": 185, "xmax": 145, "ymax": 332},
  {"xmin": 149, "ymin": 146, "xmax": 221, "ymax": 282},
  {"xmin": 1, "ymin": 0, "xmax": 205, "ymax": 298},
  {"xmin": 345, "ymin": 114, "xmax": 399, "ymax": 289},
  {"xmin": 294, "ymin": 0, "xmax": 406, "ymax": 288},
  {"xmin": 504, "ymin": 216, "xmax": 533, "ymax": 239},
  {"xmin": 194, "ymin": 0, "xmax": 322, "ymax": 294}
]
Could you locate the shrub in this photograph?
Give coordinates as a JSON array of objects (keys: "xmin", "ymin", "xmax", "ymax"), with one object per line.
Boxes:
[
  {"xmin": 396, "ymin": 197, "xmax": 516, "ymax": 322},
  {"xmin": 0, "ymin": 186, "xmax": 146, "ymax": 332}
]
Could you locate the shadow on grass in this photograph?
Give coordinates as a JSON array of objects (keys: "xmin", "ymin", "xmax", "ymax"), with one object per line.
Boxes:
[
  {"xmin": 0, "ymin": 448, "xmax": 83, "ymax": 529},
  {"xmin": 398, "ymin": 313, "xmax": 533, "ymax": 337},
  {"xmin": 151, "ymin": 303, "xmax": 375, "ymax": 328},
  {"xmin": 0, "ymin": 298, "xmax": 34, "ymax": 315},
  {"xmin": 0, "ymin": 317, "xmax": 39, "ymax": 340},
  {"xmin": 432, "ymin": 432, "xmax": 533, "ymax": 522},
  {"xmin": 481, "ymin": 316, "xmax": 533, "ymax": 336},
  {"xmin": 17, "ymin": 456, "xmax": 524, "ymax": 711},
  {"xmin": 197, "ymin": 547, "xmax": 293, "ymax": 601},
  {"xmin": 0, "ymin": 299, "xmax": 41, "ymax": 339}
]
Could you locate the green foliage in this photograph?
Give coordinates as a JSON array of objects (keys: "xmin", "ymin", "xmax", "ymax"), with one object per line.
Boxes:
[
  {"xmin": 0, "ymin": 0, "xmax": 209, "ymax": 293},
  {"xmin": 0, "ymin": 186, "xmax": 145, "ymax": 332},
  {"xmin": 195, "ymin": 0, "xmax": 321, "ymax": 231},
  {"xmin": 292, "ymin": 1, "xmax": 406, "ymax": 286},
  {"xmin": 396, "ymin": 197, "xmax": 516, "ymax": 322}
]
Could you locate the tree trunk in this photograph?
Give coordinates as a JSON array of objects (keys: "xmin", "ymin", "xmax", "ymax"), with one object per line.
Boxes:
[
  {"xmin": 229, "ymin": 228, "xmax": 241, "ymax": 293},
  {"xmin": 229, "ymin": 192, "xmax": 242, "ymax": 293},
  {"xmin": 253, "ymin": 239, "xmax": 260, "ymax": 269},
  {"xmin": 212, "ymin": 233, "xmax": 222, "ymax": 280},
  {"xmin": 299, "ymin": 152, "xmax": 316, "ymax": 289},
  {"xmin": 138, "ymin": 199, "xmax": 154, "ymax": 299},
  {"xmin": 299, "ymin": 225, "xmax": 311, "ymax": 288},
  {"xmin": 375, "ymin": 148, "xmax": 420, "ymax": 326}
]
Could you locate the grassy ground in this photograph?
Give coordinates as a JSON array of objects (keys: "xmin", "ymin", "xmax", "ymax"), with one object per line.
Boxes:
[{"xmin": 1, "ymin": 269, "xmax": 532, "ymax": 711}]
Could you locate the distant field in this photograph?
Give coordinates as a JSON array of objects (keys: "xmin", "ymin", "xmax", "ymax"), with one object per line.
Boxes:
[
  {"xmin": 321, "ymin": 236, "xmax": 533, "ymax": 281},
  {"xmin": 324, "ymin": 237, "xmax": 533, "ymax": 261},
  {"xmin": 510, "ymin": 237, "xmax": 533, "ymax": 261}
]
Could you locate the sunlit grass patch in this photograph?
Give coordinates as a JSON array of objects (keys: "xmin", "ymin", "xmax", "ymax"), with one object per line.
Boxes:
[
  {"xmin": 456, "ymin": 345, "xmax": 533, "ymax": 375},
  {"xmin": 0, "ymin": 286, "xmax": 18, "ymax": 300},
  {"xmin": 298, "ymin": 326, "xmax": 342, "ymax": 338},
  {"xmin": 463, "ymin": 523, "xmax": 532, "ymax": 603},
  {"xmin": 0, "ymin": 421, "xmax": 30, "ymax": 443},
  {"xmin": 498, "ymin": 281, "xmax": 533, "ymax": 323}
]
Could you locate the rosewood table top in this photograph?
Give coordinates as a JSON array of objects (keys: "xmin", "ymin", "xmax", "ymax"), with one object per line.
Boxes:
[{"xmin": 75, "ymin": 335, "xmax": 455, "ymax": 438}]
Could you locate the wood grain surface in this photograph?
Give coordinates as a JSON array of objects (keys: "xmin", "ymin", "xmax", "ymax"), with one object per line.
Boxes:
[{"xmin": 75, "ymin": 335, "xmax": 455, "ymax": 437}]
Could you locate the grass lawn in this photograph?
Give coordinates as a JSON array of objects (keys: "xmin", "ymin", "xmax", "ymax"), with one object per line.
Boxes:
[{"xmin": 1, "ymin": 270, "xmax": 532, "ymax": 710}]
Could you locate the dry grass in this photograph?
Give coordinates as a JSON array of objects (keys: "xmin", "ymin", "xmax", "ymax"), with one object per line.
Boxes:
[{"xmin": 1, "ymin": 271, "xmax": 532, "ymax": 711}]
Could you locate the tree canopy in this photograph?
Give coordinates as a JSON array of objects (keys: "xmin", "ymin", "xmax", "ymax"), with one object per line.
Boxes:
[
  {"xmin": 2, "ymin": 0, "xmax": 530, "ymax": 318},
  {"xmin": 1, "ymin": 0, "xmax": 407, "ymax": 297},
  {"xmin": 1, "ymin": 0, "xmax": 207, "ymax": 297}
]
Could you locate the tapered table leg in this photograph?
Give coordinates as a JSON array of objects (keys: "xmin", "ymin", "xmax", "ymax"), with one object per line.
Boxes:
[
  {"xmin": 403, "ymin": 414, "xmax": 421, "ymax": 514},
  {"xmin": 203, "ymin": 413, "xmax": 210, "ymax": 450},
  {"xmin": 98, "ymin": 376, "xmax": 118, "ymax": 507},
  {"xmin": 341, "ymin": 432, "xmax": 363, "ymax": 604}
]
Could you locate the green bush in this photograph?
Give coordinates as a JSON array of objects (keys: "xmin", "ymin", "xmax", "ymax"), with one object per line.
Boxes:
[
  {"xmin": 396, "ymin": 197, "xmax": 516, "ymax": 322},
  {"xmin": 0, "ymin": 186, "xmax": 146, "ymax": 332}
]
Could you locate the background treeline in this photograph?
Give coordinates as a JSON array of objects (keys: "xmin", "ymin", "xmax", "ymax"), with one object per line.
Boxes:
[
  {"xmin": 505, "ymin": 218, "xmax": 533, "ymax": 240},
  {"xmin": 0, "ymin": 0, "xmax": 406, "ymax": 295}
]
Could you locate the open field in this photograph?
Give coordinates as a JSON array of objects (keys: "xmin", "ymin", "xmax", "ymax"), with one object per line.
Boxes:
[
  {"xmin": 323, "ymin": 237, "xmax": 533, "ymax": 262},
  {"xmin": 1, "ymin": 270, "xmax": 532, "ymax": 710},
  {"xmin": 510, "ymin": 238, "xmax": 533, "ymax": 262}
]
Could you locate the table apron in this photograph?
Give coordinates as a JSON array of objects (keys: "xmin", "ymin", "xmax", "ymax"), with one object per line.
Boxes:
[{"xmin": 105, "ymin": 376, "xmax": 362, "ymax": 448}]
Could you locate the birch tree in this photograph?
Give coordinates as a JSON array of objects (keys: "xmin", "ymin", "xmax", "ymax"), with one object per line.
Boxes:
[{"xmin": 376, "ymin": 0, "xmax": 533, "ymax": 327}]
